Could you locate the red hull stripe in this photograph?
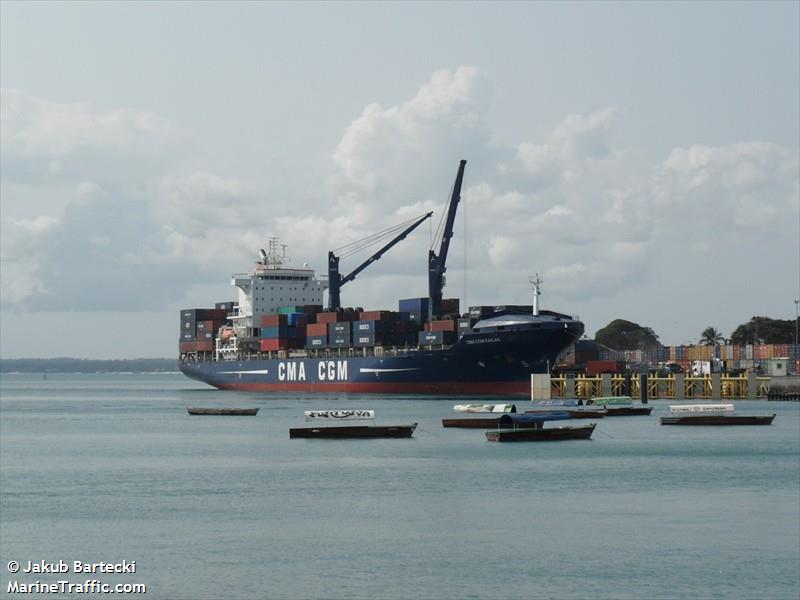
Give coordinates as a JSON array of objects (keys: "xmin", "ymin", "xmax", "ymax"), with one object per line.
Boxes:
[{"xmin": 216, "ymin": 381, "xmax": 530, "ymax": 396}]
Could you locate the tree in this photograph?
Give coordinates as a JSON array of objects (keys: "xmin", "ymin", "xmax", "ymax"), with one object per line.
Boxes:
[
  {"xmin": 595, "ymin": 319, "xmax": 660, "ymax": 351},
  {"xmin": 700, "ymin": 327, "xmax": 724, "ymax": 346},
  {"xmin": 730, "ymin": 316, "xmax": 797, "ymax": 345}
]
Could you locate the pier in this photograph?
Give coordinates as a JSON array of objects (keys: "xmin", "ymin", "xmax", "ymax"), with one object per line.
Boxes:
[{"xmin": 546, "ymin": 373, "xmax": 772, "ymax": 400}]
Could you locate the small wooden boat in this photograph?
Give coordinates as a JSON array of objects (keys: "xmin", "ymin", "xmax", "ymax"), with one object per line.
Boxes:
[
  {"xmin": 289, "ymin": 423, "xmax": 418, "ymax": 439},
  {"xmin": 660, "ymin": 404, "xmax": 775, "ymax": 426},
  {"xmin": 589, "ymin": 396, "xmax": 652, "ymax": 416},
  {"xmin": 527, "ymin": 399, "xmax": 606, "ymax": 419},
  {"xmin": 187, "ymin": 407, "xmax": 259, "ymax": 416},
  {"xmin": 483, "ymin": 412, "xmax": 595, "ymax": 442},
  {"xmin": 486, "ymin": 423, "xmax": 596, "ymax": 442},
  {"xmin": 443, "ymin": 417, "xmax": 504, "ymax": 428}
]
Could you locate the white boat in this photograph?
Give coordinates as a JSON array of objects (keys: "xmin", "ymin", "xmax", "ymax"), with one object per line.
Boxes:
[
  {"xmin": 453, "ymin": 404, "xmax": 516, "ymax": 414},
  {"xmin": 304, "ymin": 410, "xmax": 375, "ymax": 421}
]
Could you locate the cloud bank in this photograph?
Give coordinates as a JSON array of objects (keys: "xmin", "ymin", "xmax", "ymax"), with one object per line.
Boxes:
[{"xmin": 1, "ymin": 70, "xmax": 797, "ymax": 344}]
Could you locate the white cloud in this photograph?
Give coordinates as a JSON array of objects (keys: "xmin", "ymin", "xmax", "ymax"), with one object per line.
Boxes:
[{"xmin": 0, "ymin": 72, "xmax": 797, "ymax": 351}]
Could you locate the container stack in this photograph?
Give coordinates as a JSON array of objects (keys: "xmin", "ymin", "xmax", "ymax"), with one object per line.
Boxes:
[
  {"xmin": 399, "ymin": 298, "xmax": 429, "ymax": 325},
  {"xmin": 180, "ymin": 308, "xmax": 228, "ymax": 353},
  {"xmin": 260, "ymin": 307, "xmax": 311, "ymax": 351},
  {"xmin": 353, "ymin": 311, "xmax": 418, "ymax": 348}
]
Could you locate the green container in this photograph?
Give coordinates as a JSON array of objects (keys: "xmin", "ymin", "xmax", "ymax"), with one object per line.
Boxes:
[{"xmin": 278, "ymin": 305, "xmax": 305, "ymax": 315}]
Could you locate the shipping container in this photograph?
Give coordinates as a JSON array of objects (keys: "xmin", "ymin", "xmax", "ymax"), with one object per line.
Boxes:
[
  {"xmin": 426, "ymin": 319, "xmax": 456, "ymax": 332},
  {"xmin": 399, "ymin": 298, "xmax": 430, "ymax": 316},
  {"xmin": 260, "ymin": 339, "xmax": 289, "ymax": 352},
  {"xmin": 329, "ymin": 322, "xmax": 352, "ymax": 335},
  {"xmin": 277, "ymin": 305, "xmax": 304, "ymax": 315},
  {"xmin": 441, "ymin": 298, "xmax": 460, "ymax": 315},
  {"xmin": 417, "ymin": 330, "xmax": 456, "ymax": 345},
  {"xmin": 286, "ymin": 313, "xmax": 307, "ymax": 327},
  {"xmin": 585, "ymin": 360, "xmax": 625, "ymax": 375},
  {"xmin": 316, "ymin": 312, "xmax": 339, "ymax": 324},
  {"xmin": 260, "ymin": 314, "xmax": 288, "ymax": 327},
  {"xmin": 354, "ymin": 332, "xmax": 376, "ymax": 347},
  {"xmin": 260, "ymin": 326, "xmax": 289, "ymax": 339},
  {"xmin": 181, "ymin": 332, "xmax": 195, "ymax": 341},
  {"xmin": 358, "ymin": 310, "xmax": 393, "ymax": 321},
  {"xmin": 306, "ymin": 336, "xmax": 327, "ymax": 349},
  {"xmin": 330, "ymin": 334, "xmax": 351, "ymax": 348},
  {"xmin": 215, "ymin": 301, "xmax": 236, "ymax": 312},
  {"xmin": 306, "ymin": 323, "xmax": 328, "ymax": 337}
]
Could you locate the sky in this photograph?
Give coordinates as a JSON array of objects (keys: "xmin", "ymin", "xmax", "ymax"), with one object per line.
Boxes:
[{"xmin": 1, "ymin": 1, "xmax": 798, "ymax": 358}]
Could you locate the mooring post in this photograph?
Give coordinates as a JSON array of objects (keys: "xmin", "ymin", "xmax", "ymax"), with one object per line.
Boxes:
[
  {"xmin": 602, "ymin": 373, "xmax": 612, "ymax": 397},
  {"xmin": 747, "ymin": 372, "xmax": 758, "ymax": 399},
  {"xmin": 565, "ymin": 375, "xmax": 576, "ymax": 399},
  {"xmin": 711, "ymin": 372, "xmax": 722, "ymax": 400},
  {"xmin": 675, "ymin": 374, "xmax": 686, "ymax": 400},
  {"xmin": 640, "ymin": 370, "xmax": 648, "ymax": 404}
]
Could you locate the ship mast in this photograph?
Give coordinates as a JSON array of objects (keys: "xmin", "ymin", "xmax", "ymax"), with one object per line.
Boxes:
[{"xmin": 529, "ymin": 274, "xmax": 542, "ymax": 316}]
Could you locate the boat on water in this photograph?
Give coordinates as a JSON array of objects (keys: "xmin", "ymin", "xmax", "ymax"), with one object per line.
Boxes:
[
  {"xmin": 186, "ymin": 407, "xmax": 259, "ymax": 416},
  {"xmin": 660, "ymin": 404, "xmax": 775, "ymax": 426},
  {"xmin": 483, "ymin": 412, "xmax": 596, "ymax": 442},
  {"xmin": 443, "ymin": 417, "xmax": 505, "ymax": 428},
  {"xmin": 453, "ymin": 403, "xmax": 517, "ymax": 413},
  {"xmin": 289, "ymin": 423, "xmax": 418, "ymax": 439},
  {"xmin": 178, "ymin": 161, "xmax": 584, "ymax": 396},
  {"xmin": 589, "ymin": 396, "xmax": 652, "ymax": 416},
  {"xmin": 527, "ymin": 399, "xmax": 606, "ymax": 419}
]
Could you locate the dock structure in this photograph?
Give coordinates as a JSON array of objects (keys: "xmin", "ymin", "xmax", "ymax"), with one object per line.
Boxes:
[{"xmin": 545, "ymin": 373, "xmax": 771, "ymax": 400}]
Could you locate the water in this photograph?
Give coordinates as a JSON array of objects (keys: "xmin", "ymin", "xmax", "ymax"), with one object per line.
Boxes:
[{"xmin": 1, "ymin": 373, "xmax": 798, "ymax": 599}]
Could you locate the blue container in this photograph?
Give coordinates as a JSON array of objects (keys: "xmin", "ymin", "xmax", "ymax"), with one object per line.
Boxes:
[
  {"xmin": 399, "ymin": 297, "xmax": 429, "ymax": 312},
  {"xmin": 287, "ymin": 313, "xmax": 307, "ymax": 327},
  {"xmin": 306, "ymin": 336, "xmax": 327, "ymax": 349},
  {"xmin": 330, "ymin": 333, "xmax": 351, "ymax": 347},
  {"xmin": 354, "ymin": 332, "xmax": 375, "ymax": 347},
  {"xmin": 329, "ymin": 322, "xmax": 351, "ymax": 335},
  {"xmin": 260, "ymin": 326, "xmax": 289, "ymax": 338}
]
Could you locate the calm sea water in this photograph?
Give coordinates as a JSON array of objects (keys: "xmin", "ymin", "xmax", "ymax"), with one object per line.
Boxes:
[{"xmin": 1, "ymin": 373, "xmax": 798, "ymax": 600}]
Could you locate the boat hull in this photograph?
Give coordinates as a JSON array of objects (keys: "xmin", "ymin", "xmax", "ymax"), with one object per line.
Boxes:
[
  {"xmin": 442, "ymin": 417, "xmax": 504, "ymax": 428},
  {"xmin": 180, "ymin": 322, "xmax": 582, "ymax": 397},
  {"xmin": 485, "ymin": 424, "xmax": 596, "ymax": 442},
  {"xmin": 186, "ymin": 407, "xmax": 259, "ymax": 416},
  {"xmin": 660, "ymin": 415, "xmax": 775, "ymax": 426},
  {"xmin": 604, "ymin": 406, "xmax": 653, "ymax": 416},
  {"xmin": 289, "ymin": 424, "xmax": 418, "ymax": 438}
]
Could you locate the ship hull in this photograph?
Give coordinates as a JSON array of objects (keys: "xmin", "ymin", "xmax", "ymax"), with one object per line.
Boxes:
[{"xmin": 180, "ymin": 322, "xmax": 581, "ymax": 397}]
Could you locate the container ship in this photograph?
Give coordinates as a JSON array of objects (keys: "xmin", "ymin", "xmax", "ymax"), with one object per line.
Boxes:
[{"xmin": 179, "ymin": 160, "xmax": 584, "ymax": 396}]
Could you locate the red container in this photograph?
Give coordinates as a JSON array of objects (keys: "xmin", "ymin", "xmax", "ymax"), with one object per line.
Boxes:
[
  {"xmin": 316, "ymin": 312, "xmax": 339, "ymax": 324},
  {"xmin": 585, "ymin": 360, "xmax": 625, "ymax": 376},
  {"xmin": 196, "ymin": 341, "xmax": 213, "ymax": 352},
  {"xmin": 260, "ymin": 339, "xmax": 289, "ymax": 351},
  {"xmin": 427, "ymin": 319, "xmax": 456, "ymax": 332},
  {"xmin": 441, "ymin": 298, "xmax": 460, "ymax": 315},
  {"xmin": 359, "ymin": 311, "xmax": 393, "ymax": 321},
  {"xmin": 307, "ymin": 323, "xmax": 328, "ymax": 336},
  {"xmin": 260, "ymin": 314, "xmax": 288, "ymax": 327},
  {"xmin": 180, "ymin": 342, "xmax": 196, "ymax": 353}
]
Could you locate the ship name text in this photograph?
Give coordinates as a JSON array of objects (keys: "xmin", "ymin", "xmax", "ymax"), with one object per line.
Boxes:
[{"xmin": 277, "ymin": 360, "xmax": 348, "ymax": 382}]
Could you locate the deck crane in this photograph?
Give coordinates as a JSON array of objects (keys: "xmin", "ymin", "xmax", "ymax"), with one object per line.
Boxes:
[
  {"xmin": 327, "ymin": 211, "xmax": 433, "ymax": 311},
  {"xmin": 428, "ymin": 159, "xmax": 467, "ymax": 320}
]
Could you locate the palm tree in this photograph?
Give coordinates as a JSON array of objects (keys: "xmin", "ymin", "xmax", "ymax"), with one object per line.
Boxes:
[{"xmin": 700, "ymin": 327, "xmax": 724, "ymax": 346}]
